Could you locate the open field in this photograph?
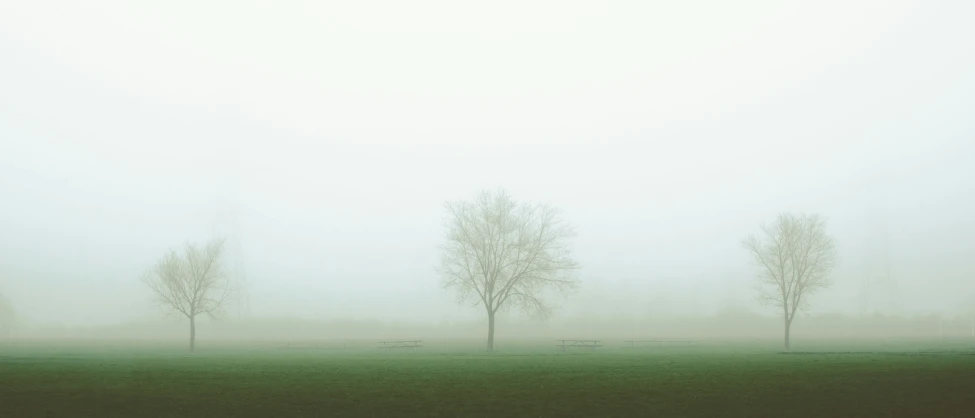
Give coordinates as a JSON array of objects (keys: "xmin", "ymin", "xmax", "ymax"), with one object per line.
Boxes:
[{"xmin": 2, "ymin": 339, "xmax": 974, "ymax": 417}]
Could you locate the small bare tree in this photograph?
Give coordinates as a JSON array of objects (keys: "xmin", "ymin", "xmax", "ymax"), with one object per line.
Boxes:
[
  {"xmin": 141, "ymin": 238, "xmax": 233, "ymax": 352},
  {"xmin": 440, "ymin": 188, "xmax": 580, "ymax": 351},
  {"xmin": 742, "ymin": 213, "xmax": 837, "ymax": 351}
]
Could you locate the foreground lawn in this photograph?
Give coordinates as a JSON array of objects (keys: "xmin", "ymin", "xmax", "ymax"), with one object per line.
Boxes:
[{"xmin": 1, "ymin": 339, "xmax": 973, "ymax": 417}]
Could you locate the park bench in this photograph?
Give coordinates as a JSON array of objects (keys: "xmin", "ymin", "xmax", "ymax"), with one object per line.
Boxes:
[
  {"xmin": 378, "ymin": 340, "xmax": 423, "ymax": 352},
  {"xmin": 624, "ymin": 340, "xmax": 697, "ymax": 348},
  {"xmin": 557, "ymin": 339, "xmax": 602, "ymax": 352}
]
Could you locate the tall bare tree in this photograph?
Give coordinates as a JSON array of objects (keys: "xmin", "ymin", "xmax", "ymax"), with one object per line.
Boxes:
[
  {"xmin": 141, "ymin": 238, "xmax": 233, "ymax": 352},
  {"xmin": 440, "ymin": 188, "xmax": 580, "ymax": 351},
  {"xmin": 742, "ymin": 213, "xmax": 837, "ymax": 351}
]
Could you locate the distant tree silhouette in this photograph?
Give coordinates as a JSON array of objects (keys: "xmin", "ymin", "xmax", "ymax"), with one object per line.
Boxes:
[
  {"xmin": 440, "ymin": 188, "xmax": 580, "ymax": 351},
  {"xmin": 743, "ymin": 213, "xmax": 837, "ymax": 351},
  {"xmin": 141, "ymin": 238, "xmax": 234, "ymax": 352}
]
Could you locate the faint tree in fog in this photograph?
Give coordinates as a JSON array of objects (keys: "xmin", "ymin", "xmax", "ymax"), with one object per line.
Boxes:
[
  {"xmin": 141, "ymin": 238, "xmax": 233, "ymax": 352},
  {"xmin": 439, "ymin": 188, "xmax": 580, "ymax": 351},
  {"xmin": 742, "ymin": 213, "xmax": 837, "ymax": 351}
]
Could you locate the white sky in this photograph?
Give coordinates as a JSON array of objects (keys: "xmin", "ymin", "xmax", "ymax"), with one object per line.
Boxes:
[{"xmin": 1, "ymin": 0, "xmax": 974, "ymax": 325}]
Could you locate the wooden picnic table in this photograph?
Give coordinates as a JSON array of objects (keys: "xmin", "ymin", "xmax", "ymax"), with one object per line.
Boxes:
[{"xmin": 556, "ymin": 339, "xmax": 602, "ymax": 352}]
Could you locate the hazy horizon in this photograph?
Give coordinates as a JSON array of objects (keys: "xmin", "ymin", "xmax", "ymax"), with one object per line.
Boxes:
[{"xmin": 2, "ymin": 0, "xmax": 974, "ymax": 328}]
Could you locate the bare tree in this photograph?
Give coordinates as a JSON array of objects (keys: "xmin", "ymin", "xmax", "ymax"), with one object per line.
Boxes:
[
  {"xmin": 440, "ymin": 188, "xmax": 580, "ymax": 351},
  {"xmin": 141, "ymin": 238, "xmax": 233, "ymax": 352},
  {"xmin": 742, "ymin": 213, "xmax": 837, "ymax": 351}
]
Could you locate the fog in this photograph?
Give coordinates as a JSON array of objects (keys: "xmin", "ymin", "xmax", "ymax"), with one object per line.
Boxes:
[{"xmin": 1, "ymin": 0, "xmax": 974, "ymax": 338}]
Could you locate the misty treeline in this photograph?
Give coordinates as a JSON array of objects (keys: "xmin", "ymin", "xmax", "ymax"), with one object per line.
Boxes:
[
  {"xmin": 5, "ymin": 188, "xmax": 971, "ymax": 352},
  {"xmin": 133, "ymin": 188, "xmax": 838, "ymax": 352}
]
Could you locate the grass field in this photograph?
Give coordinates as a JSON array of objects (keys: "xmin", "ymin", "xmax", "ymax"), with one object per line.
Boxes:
[{"xmin": 1, "ymin": 338, "xmax": 974, "ymax": 417}]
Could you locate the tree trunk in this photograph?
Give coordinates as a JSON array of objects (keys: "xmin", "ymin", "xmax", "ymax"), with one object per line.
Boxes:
[
  {"xmin": 486, "ymin": 311, "xmax": 496, "ymax": 352},
  {"xmin": 783, "ymin": 317, "xmax": 791, "ymax": 352},
  {"xmin": 189, "ymin": 315, "xmax": 196, "ymax": 352}
]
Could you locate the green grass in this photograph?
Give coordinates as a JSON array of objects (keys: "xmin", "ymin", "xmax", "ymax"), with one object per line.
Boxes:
[{"xmin": 1, "ymin": 339, "xmax": 973, "ymax": 417}]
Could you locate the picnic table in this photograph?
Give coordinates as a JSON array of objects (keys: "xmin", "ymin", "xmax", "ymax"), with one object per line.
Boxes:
[
  {"xmin": 624, "ymin": 340, "xmax": 697, "ymax": 348},
  {"xmin": 378, "ymin": 340, "xmax": 423, "ymax": 352},
  {"xmin": 556, "ymin": 339, "xmax": 602, "ymax": 352}
]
